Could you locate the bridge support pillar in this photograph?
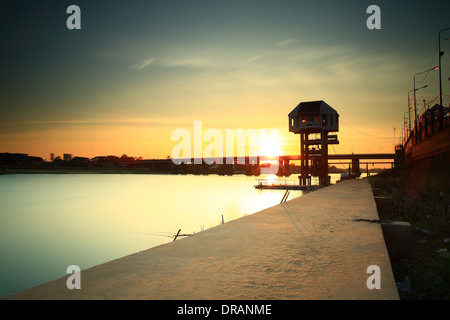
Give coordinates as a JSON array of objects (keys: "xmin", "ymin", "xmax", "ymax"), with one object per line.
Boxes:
[
  {"xmin": 276, "ymin": 159, "xmax": 291, "ymax": 177},
  {"xmin": 352, "ymin": 158, "xmax": 361, "ymax": 178},
  {"xmin": 218, "ymin": 164, "xmax": 233, "ymax": 175}
]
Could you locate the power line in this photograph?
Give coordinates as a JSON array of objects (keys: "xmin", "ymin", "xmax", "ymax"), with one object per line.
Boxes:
[
  {"xmin": 340, "ymin": 120, "xmax": 392, "ymax": 139},
  {"xmin": 416, "ymin": 43, "xmax": 439, "ymax": 84},
  {"xmin": 331, "ymin": 144, "xmax": 349, "ymax": 172}
]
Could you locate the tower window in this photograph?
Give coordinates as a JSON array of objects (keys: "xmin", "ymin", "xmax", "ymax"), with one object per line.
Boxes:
[{"xmin": 322, "ymin": 114, "xmax": 328, "ymax": 126}]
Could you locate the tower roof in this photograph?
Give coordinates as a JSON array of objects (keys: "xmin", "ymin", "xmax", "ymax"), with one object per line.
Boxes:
[{"xmin": 288, "ymin": 100, "xmax": 338, "ymax": 117}]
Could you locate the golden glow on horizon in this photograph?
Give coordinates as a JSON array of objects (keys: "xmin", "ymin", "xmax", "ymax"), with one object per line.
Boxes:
[
  {"xmin": 2, "ymin": 2, "xmax": 450, "ymax": 169},
  {"xmin": 258, "ymin": 135, "xmax": 282, "ymax": 158},
  {"xmin": 0, "ymin": 120, "xmax": 398, "ymax": 164}
]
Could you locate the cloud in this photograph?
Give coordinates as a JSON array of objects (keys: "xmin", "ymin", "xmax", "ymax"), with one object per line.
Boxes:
[
  {"xmin": 130, "ymin": 58, "xmax": 156, "ymax": 70},
  {"xmin": 160, "ymin": 58, "xmax": 212, "ymax": 69},
  {"xmin": 0, "ymin": 119, "xmax": 173, "ymax": 135},
  {"xmin": 246, "ymin": 55, "xmax": 264, "ymax": 63},
  {"xmin": 276, "ymin": 38, "xmax": 296, "ymax": 47}
]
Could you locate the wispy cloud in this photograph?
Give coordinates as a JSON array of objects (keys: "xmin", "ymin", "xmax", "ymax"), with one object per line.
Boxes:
[
  {"xmin": 1, "ymin": 119, "xmax": 159, "ymax": 130},
  {"xmin": 130, "ymin": 58, "xmax": 156, "ymax": 70},
  {"xmin": 19, "ymin": 119, "xmax": 166, "ymax": 126},
  {"xmin": 0, "ymin": 118, "xmax": 184, "ymax": 135},
  {"xmin": 246, "ymin": 55, "xmax": 264, "ymax": 63},
  {"xmin": 160, "ymin": 58, "xmax": 212, "ymax": 69},
  {"xmin": 276, "ymin": 38, "xmax": 296, "ymax": 47}
]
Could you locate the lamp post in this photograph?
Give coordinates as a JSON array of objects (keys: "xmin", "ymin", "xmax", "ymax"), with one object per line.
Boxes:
[
  {"xmin": 414, "ymin": 66, "xmax": 439, "ymax": 132},
  {"xmin": 439, "ymin": 27, "xmax": 450, "ymax": 129},
  {"xmin": 408, "ymin": 85, "xmax": 427, "ymax": 135}
]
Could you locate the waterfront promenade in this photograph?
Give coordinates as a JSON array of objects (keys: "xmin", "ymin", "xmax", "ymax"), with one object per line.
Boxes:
[{"xmin": 5, "ymin": 179, "xmax": 399, "ymax": 300}]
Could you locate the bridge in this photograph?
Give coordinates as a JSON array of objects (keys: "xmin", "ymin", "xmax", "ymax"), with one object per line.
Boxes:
[
  {"xmin": 129, "ymin": 153, "xmax": 396, "ymax": 177},
  {"xmin": 280, "ymin": 153, "xmax": 396, "ymax": 161}
]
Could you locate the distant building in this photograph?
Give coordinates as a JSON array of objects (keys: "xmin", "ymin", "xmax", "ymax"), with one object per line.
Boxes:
[
  {"xmin": 50, "ymin": 153, "xmax": 55, "ymax": 161},
  {"xmin": 63, "ymin": 154, "xmax": 72, "ymax": 161}
]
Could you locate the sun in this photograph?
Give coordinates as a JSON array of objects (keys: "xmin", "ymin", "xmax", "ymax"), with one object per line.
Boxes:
[{"xmin": 258, "ymin": 135, "xmax": 282, "ymax": 158}]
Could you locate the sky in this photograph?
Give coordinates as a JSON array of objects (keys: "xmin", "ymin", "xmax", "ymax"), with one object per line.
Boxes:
[{"xmin": 1, "ymin": 0, "xmax": 450, "ymax": 161}]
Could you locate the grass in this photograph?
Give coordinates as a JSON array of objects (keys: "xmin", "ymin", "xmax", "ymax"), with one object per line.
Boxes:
[{"xmin": 369, "ymin": 166, "xmax": 450, "ymax": 299}]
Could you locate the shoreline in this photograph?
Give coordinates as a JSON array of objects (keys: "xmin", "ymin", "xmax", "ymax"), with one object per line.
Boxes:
[
  {"xmin": 0, "ymin": 173, "xmax": 307, "ymax": 299},
  {"xmin": 0, "ymin": 166, "xmax": 171, "ymax": 175},
  {"xmin": 4, "ymin": 179, "xmax": 398, "ymax": 300},
  {"xmin": 0, "ymin": 166, "xmax": 381, "ymax": 176},
  {"xmin": 369, "ymin": 165, "xmax": 450, "ymax": 299}
]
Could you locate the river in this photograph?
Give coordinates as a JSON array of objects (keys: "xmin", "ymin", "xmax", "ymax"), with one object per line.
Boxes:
[{"xmin": 0, "ymin": 173, "xmax": 341, "ymax": 298}]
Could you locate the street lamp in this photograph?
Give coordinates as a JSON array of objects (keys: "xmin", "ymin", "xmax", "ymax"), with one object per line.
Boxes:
[
  {"xmin": 408, "ymin": 85, "xmax": 428, "ymax": 135},
  {"xmin": 414, "ymin": 66, "xmax": 439, "ymax": 130},
  {"xmin": 439, "ymin": 27, "xmax": 450, "ymax": 129}
]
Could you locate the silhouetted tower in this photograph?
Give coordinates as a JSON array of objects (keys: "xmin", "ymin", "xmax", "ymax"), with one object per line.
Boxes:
[{"xmin": 289, "ymin": 100, "xmax": 339, "ymax": 185}]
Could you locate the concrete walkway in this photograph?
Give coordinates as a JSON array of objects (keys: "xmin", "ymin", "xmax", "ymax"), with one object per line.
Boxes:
[{"xmin": 5, "ymin": 179, "xmax": 399, "ymax": 300}]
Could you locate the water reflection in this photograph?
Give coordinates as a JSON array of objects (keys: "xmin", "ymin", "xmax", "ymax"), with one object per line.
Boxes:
[{"xmin": 0, "ymin": 173, "xmax": 339, "ymax": 297}]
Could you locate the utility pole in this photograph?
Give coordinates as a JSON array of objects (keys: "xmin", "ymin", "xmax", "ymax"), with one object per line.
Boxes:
[
  {"xmin": 414, "ymin": 68, "xmax": 438, "ymax": 143},
  {"xmin": 439, "ymin": 28, "xmax": 450, "ymax": 130},
  {"xmin": 393, "ymin": 127, "xmax": 396, "ymax": 147}
]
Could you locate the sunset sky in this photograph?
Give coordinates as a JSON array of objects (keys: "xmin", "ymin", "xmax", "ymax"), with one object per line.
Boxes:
[{"xmin": 1, "ymin": 0, "xmax": 450, "ymax": 161}]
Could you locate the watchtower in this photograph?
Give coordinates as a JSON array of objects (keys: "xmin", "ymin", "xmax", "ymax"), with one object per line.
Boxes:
[{"xmin": 288, "ymin": 100, "xmax": 339, "ymax": 185}]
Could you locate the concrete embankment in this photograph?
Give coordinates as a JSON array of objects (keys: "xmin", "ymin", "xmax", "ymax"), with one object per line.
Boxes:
[{"xmin": 5, "ymin": 179, "xmax": 399, "ymax": 300}]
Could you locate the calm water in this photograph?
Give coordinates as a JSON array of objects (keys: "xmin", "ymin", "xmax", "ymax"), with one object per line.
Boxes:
[{"xmin": 0, "ymin": 173, "xmax": 340, "ymax": 298}]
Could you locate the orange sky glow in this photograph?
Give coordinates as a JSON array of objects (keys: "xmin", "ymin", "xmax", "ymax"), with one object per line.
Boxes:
[{"xmin": 1, "ymin": 1, "xmax": 449, "ymax": 166}]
